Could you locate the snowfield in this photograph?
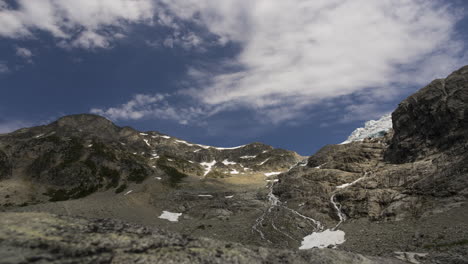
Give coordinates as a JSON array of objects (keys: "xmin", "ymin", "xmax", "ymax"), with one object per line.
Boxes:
[
  {"xmin": 158, "ymin": 211, "xmax": 182, "ymax": 222},
  {"xmin": 299, "ymin": 229, "xmax": 346, "ymax": 249}
]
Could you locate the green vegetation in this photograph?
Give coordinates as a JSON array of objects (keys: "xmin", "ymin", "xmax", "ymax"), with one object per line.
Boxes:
[
  {"xmin": 28, "ymin": 152, "xmax": 55, "ymax": 177},
  {"xmin": 91, "ymin": 141, "xmax": 116, "ymax": 161},
  {"xmin": 115, "ymin": 184, "xmax": 127, "ymax": 194},
  {"xmin": 158, "ymin": 164, "xmax": 187, "ymax": 188},
  {"xmin": 127, "ymin": 167, "xmax": 148, "ymax": 183},
  {"xmin": 100, "ymin": 166, "xmax": 120, "ymax": 189},
  {"xmin": 83, "ymin": 159, "xmax": 97, "ymax": 175},
  {"xmin": 424, "ymin": 239, "xmax": 468, "ymax": 249},
  {"xmin": 62, "ymin": 137, "xmax": 84, "ymax": 165},
  {"xmin": 44, "ymin": 184, "xmax": 99, "ymax": 202}
]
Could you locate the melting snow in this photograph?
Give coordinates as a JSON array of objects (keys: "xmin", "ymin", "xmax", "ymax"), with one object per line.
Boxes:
[
  {"xmin": 336, "ymin": 177, "xmax": 365, "ymax": 189},
  {"xmin": 240, "ymin": 155, "xmax": 256, "ymax": 159},
  {"xmin": 212, "ymin": 145, "xmax": 246, "ymax": 150},
  {"xmin": 140, "ymin": 133, "xmax": 148, "ymax": 136},
  {"xmin": 143, "ymin": 139, "xmax": 150, "ymax": 147},
  {"xmin": 175, "ymin": 140, "xmax": 194, "ymax": 146},
  {"xmin": 158, "ymin": 211, "xmax": 182, "ymax": 222},
  {"xmin": 161, "ymin": 135, "xmax": 171, "ymax": 139},
  {"xmin": 258, "ymin": 158, "xmax": 270, "ymax": 166},
  {"xmin": 264, "ymin": 172, "xmax": 282, "ymax": 177},
  {"xmin": 266, "ymin": 179, "xmax": 279, "ymax": 183},
  {"xmin": 124, "ymin": 190, "xmax": 133, "ymax": 196},
  {"xmin": 299, "ymin": 229, "xmax": 346, "ymax": 249},
  {"xmin": 200, "ymin": 160, "xmax": 216, "ymax": 176},
  {"xmin": 222, "ymin": 159, "xmax": 236, "ymax": 165},
  {"xmin": 230, "ymin": 169, "xmax": 240, "ymax": 174}
]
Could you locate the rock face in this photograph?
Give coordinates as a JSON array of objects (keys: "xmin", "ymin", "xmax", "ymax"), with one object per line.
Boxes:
[
  {"xmin": 386, "ymin": 65, "xmax": 468, "ymax": 163},
  {"xmin": 0, "ymin": 212, "xmax": 403, "ymax": 264}
]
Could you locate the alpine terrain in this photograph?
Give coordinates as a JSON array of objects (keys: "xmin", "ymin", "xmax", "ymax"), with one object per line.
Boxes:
[{"xmin": 0, "ymin": 65, "xmax": 467, "ymax": 263}]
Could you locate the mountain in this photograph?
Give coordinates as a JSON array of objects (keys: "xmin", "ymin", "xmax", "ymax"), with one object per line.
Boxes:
[
  {"xmin": 0, "ymin": 114, "xmax": 301, "ymax": 206},
  {"xmin": 1, "ymin": 65, "xmax": 467, "ymax": 263}
]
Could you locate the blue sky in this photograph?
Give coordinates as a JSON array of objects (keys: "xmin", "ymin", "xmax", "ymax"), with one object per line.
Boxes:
[{"xmin": 0, "ymin": 0, "xmax": 467, "ymax": 155}]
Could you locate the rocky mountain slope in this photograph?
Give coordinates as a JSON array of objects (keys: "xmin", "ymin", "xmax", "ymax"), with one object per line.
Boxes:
[
  {"xmin": 0, "ymin": 65, "xmax": 467, "ymax": 263},
  {"xmin": 0, "ymin": 114, "xmax": 301, "ymax": 207}
]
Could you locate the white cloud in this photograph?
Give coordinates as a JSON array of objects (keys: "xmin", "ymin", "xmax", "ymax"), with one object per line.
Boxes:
[
  {"xmin": 15, "ymin": 47, "xmax": 32, "ymax": 58},
  {"xmin": 159, "ymin": 0, "xmax": 466, "ymax": 123},
  {"xmin": 1, "ymin": 1, "xmax": 466, "ymax": 124},
  {"xmin": 15, "ymin": 46, "xmax": 34, "ymax": 63},
  {"xmin": 0, "ymin": 61, "xmax": 8, "ymax": 73},
  {"xmin": 0, "ymin": 0, "xmax": 155, "ymax": 48}
]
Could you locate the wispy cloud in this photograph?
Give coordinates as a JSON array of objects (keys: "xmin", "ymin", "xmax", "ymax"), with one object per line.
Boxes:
[
  {"xmin": 0, "ymin": 0, "xmax": 155, "ymax": 49},
  {"xmin": 0, "ymin": 61, "xmax": 8, "ymax": 73},
  {"xmin": 93, "ymin": 0, "xmax": 467, "ymax": 125},
  {"xmin": 1, "ymin": 0, "xmax": 466, "ymax": 126}
]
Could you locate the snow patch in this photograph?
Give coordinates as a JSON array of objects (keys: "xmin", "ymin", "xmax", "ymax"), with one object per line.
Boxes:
[
  {"xmin": 222, "ymin": 159, "xmax": 236, "ymax": 165},
  {"xmin": 143, "ymin": 139, "xmax": 150, "ymax": 147},
  {"xmin": 264, "ymin": 172, "xmax": 282, "ymax": 177},
  {"xmin": 240, "ymin": 155, "xmax": 256, "ymax": 159},
  {"xmin": 299, "ymin": 229, "xmax": 346, "ymax": 249},
  {"xmin": 198, "ymin": 194, "xmax": 213, "ymax": 198},
  {"xmin": 200, "ymin": 160, "xmax": 216, "ymax": 176},
  {"xmin": 124, "ymin": 190, "xmax": 133, "ymax": 196},
  {"xmin": 230, "ymin": 169, "xmax": 240, "ymax": 174},
  {"xmin": 140, "ymin": 133, "xmax": 148, "ymax": 136},
  {"xmin": 225, "ymin": 195, "xmax": 234, "ymax": 199},
  {"xmin": 158, "ymin": 211, "xmax": 182, "ymax": 222},
  {"xmin": 161, "ymin": 135, "xmax": 171, "ymax": 139},
  {"xmin": 155, "ymin": 177, "xmax": 162, "ymax": 180}
]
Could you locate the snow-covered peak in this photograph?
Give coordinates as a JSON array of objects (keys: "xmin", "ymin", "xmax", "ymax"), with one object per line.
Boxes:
[{"xmin": 341, "ymin": 114, "xmax": 392, "ymax": 144}]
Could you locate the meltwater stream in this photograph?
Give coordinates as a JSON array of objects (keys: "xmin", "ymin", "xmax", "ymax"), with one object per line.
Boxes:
[{"xmin": 252, "ymin": 169, "xmax": 371, "ymax": 249}]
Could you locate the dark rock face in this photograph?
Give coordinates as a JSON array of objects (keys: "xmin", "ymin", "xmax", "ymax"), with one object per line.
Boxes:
[
  {"xmin": 0, "ymin": 212, "xmax": 403, "ymax": 264},
  {"xmin": 385, "ymin": 65, "xmax": 468, "ymax": 163},
  {"xmin": 0, "ymin": 150, "xmax": 11, "ymax": 179}
]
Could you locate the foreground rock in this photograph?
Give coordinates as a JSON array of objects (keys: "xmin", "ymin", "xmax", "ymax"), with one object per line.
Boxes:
[{"xmin": 0, "ymin": 212, "xmax": 403, "ymax": 264}]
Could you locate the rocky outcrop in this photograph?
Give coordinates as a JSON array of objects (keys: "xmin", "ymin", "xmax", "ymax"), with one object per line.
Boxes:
[
  {"xmin": 0, "ymin": 212, "xmax": 403, "ymax": 264},
  {"xmin": 385, "ymin": 65, "xmax": 468, "ymax": 163},
  {"xmin": 272, "ymin": 65, "xmax": 468, "ymax": 229}
]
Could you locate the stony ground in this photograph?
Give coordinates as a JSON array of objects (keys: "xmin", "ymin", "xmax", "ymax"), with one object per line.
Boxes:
[{"xmin": 0, "ymin": 212, "xmax": 404, "ymax": 264}]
